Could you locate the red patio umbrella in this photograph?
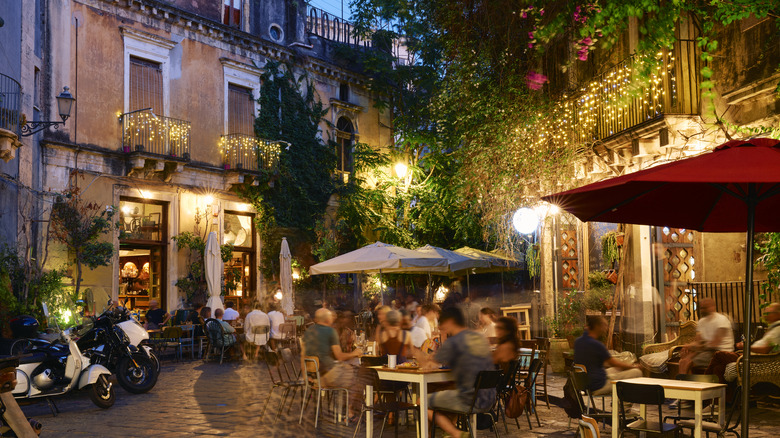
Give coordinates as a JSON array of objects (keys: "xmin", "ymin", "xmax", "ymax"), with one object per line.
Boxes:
[{"xmin": 542, "ymin": 138, "xmax": 780, "ymax": 438}]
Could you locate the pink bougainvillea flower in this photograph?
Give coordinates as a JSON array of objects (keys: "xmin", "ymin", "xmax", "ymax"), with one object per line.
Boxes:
[
  {"xmin": 521, "ymin": 11, "xmax": 527, "ymax": 18},
  {"xmin": 526, "ymin": 71, "xmax": 548, "ymax": 90},
  {"xmin": 581, "ymin": 36, "xmax": 593, "ymax": 46},
  {"xmin": 528, "ymin": 31, "xmax": 534, "ymax": 39},
  {"xmin": 577, "ymin": 47, "xmax": 589, "ymax": 61},
  {"xmin": 528, "ymin": 42, "xmax": 534, "ymax": 48}
]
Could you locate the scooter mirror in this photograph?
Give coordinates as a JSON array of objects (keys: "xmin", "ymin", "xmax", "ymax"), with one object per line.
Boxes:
[{"xmin": 42, "ymin": 303, "xmax": 49, "ymax": 318}]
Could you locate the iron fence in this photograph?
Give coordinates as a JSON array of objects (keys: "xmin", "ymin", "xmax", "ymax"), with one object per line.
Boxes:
[
  {"xmin": 0, "ymin": 73, "xmax": 22, "ymax": 137},
  {"xmin": 686, "ymin": 280, "xmax": 770, "ymax": 334},
  {"xmin": 219, "ymin": 133, "xmax": 280, "ymax": 173},
  {"xmin": 120, "ymin": 109, "xmax": 190, "ymax": 158}
]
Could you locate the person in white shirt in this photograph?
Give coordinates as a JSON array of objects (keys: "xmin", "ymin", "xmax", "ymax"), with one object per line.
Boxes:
[
  {"xmin": 415, "ymin": 304, "xmax": 439, "ymax": 340},
  {"xmin": 478, "ymin": 307, "xmax": 497, "ymax": 340},
  {"xmin": 244, "ymin": 303, "xmax": 270, "ymax": 359},
  {"xmin": 678, "ymin": 298, "xmax": 734, "ymax": 374},
  {"xmin": 222, "ymin": 301, "xmax": 240, "ymax": 321},
  {"xmin": 267, "ymin": 303, "xmax": 286, "ymax": 349}
]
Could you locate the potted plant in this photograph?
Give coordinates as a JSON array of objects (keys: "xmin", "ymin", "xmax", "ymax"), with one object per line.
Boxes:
[
  {"xmin": 543, "ymin": 290, "xmax": 584, "ymax": 372},
  {"xmin": 584, "ymin": 271, "xmax": 614, "ymax": 314}
]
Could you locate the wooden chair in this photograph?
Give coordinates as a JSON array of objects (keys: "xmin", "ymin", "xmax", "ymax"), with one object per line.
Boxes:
[
  {"xmin": 298, "ymin": 356, "xmax": 350, "ymax": 428},
  {"xmin": 245, "ymin": 325, "xmax": 269, "ymax": 360},
  {"xmin": 279, "ymin": 322, "xmax": 298, "ymax": 352},
  {"xmin": 158, "ymin": 326, "xmax": 182, "ymax": 362},
  {"xmin": 578, "ymin": 415, "xmax": 601, "ymax": 438}
]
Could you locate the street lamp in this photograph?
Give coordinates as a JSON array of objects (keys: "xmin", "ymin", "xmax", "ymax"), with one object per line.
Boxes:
[
  {"xmin": 512, "ymin": 207, "xmax": 539, "ymax": 234},
  {"xmin": 21, "ymin": 87, "xmax": 76, "ymax": 137},
  {"xmin": 394, "ymin": 162, "xmax": 408, "ymax": 179}
]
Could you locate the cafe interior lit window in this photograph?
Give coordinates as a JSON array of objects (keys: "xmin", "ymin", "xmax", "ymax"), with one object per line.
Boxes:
[{"xmin": 223, "ymin": 211, "xmax": 255, "ymax": 303}]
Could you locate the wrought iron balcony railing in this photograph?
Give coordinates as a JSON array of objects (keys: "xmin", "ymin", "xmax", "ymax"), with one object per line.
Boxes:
[
  {"xmin": 0, "ymin": 73, "xmax": 22, "ymax": 137},
  {"xmin": 120, "ymin": 109, "xmax": 190, "ymax": 159},
  {"xmin": 219, "ymin": 133, "xmax": 281, "ymax": 173},
  {"xmin": 568, "ymin": 39, "xmax": 700, "ymax": 144}
]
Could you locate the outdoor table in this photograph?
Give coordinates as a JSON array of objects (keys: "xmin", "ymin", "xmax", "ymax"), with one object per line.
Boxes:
[
  {"xmin": 364, "ymin": 366, "xmax": 469, "ymax": 438},
  {"xmin": 610, "ymin": 377, "xmax": 726, "ymax": 438}
]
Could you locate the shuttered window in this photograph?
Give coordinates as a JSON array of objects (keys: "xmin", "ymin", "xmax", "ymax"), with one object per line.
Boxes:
[
  {"xmin": 223, "ymin": 0, "xmax": 242, "ymax": 28},
  {"xmin": 129, "ymin": 57, "xmax": 163, "ymax": 113},
  {"xmin": 227, "ymin": 84, "xmax": 254, "ymax": 135}
]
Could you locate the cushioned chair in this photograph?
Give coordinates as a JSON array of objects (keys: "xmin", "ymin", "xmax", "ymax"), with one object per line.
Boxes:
[
  {"xmin": 640, "ymin": 321, "xmax": 698, "ymax": 377},
  {"xmin": 616, "ymin": 381, "xmax": 679, "ymax": 438},
  {"xmin": 430, "ymin": 370, "xmax": 501, "ymax": 438}
]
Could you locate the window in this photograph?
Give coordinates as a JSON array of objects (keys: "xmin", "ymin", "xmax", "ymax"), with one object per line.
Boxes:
[
  {"xmin": 227, "ymin": 84, "xmax": 254, "ymax": 135},
  {"xmin": 339, "ymin": 83, "xmax": 350, "ymax": 102},
  {"xmin": 335, "ymin": 117, "xmax": 354, "ymax": 174},
  {"xmin": 223, "ymin": 0, "xmax": 242, "ymax": 28},
  {"xmin": 223, "ymin": 211, "xmax": 255, "ymax": 298},
  {"xmin": 129, "ymin": 57, "xmax": 163, "ymax": 113},
  {"xmin": 269, "ymin": 25, "xmax": 283, "ymax": 42}
]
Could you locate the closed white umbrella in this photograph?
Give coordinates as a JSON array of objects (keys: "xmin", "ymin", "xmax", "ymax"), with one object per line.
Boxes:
[
  {"xmin": 280, "ymin": 237, "xmax": 294, "ymax": 316},
  {"xmin": 205, "ymin": 231, "xmax": 224, "ymax": 313}
]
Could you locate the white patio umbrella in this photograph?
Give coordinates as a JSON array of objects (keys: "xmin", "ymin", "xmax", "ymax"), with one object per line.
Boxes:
[
  {"xmin": 280, "ymin": 237, "xmax": 294, "ymax": 316},
  {"xmin": 415, "ymin": 245, "xmax": 490, "ymax": 302},
  {"xmin": 310, "ymin": 242, "xmax": 448, "ymax": 304},
  {"xmin": 204, "ymin": 231, "xmax": 224, "ymax": 313}
]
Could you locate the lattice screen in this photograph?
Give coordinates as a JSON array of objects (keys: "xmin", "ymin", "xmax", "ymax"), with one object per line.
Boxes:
[{"xmin": 560, "ymin": 228, "xmax": 579, "ymax": 289}]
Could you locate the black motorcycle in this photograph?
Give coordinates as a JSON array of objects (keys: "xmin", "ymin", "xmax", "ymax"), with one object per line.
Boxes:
[{"xmin": 76, "ymin": 307, "xmax": 158, "ymax": 394}]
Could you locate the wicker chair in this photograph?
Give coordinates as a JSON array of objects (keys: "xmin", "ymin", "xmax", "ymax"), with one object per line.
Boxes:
[
  {"xmin": 736, "ymin": 351, "xmax": 780, "ymax": 395},
  {"xmin": 641, "ymin": 321, "xmax": 698, "ymax": 376}
]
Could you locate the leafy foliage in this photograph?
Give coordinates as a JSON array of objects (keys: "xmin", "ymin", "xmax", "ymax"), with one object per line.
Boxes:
[
  {"xmin": 756, "ymin": 232, "xmax": 780, "ymax": 307},
  {"xmin": 584, "ymin": 271, "xmax": 613, "ymax": 312},
  {"xmin": 49, "ymin": 187, "xmax": 116, "ymax": 300}
]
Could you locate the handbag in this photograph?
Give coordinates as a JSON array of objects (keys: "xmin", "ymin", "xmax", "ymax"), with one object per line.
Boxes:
[{"xmin": 504, "ymin": 385, "xmax": 529, "ymax": 418}]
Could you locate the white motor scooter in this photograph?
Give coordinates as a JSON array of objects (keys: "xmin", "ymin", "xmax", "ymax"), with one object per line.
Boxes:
[{"xmin": 12, "ymin": 304, "xmax": 115, "ymax": 411}]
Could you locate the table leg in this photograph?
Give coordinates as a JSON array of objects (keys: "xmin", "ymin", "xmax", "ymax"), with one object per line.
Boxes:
[
  {"xmin": 694, "ymin": 394, "xmax": 703, "ymax": 438},
  {"xmin": 420, "ymin": 380, "xmax": 429, "ymax": 438},
  {"xmin": 718, "ymin": 388, "xmax": 725, "ymax": 429},
  {"xmin": 366, "ymin": 383, "xmax": 374, "ymax": 438},
  {"xmin": 639, "ymin": 403, "xmax": 646, "ymax": 419},
  {"xmin": 412, "ymin": 384, "xmax": 421, "ymax": 438},
  {"xmin": 611, "ymin": 385, "xmax": 619, "ymax": 438}
]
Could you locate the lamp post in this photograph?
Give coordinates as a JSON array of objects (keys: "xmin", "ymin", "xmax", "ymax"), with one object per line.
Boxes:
[{"xmin": 21, "ymin": 87, "xmax": 76, "ymax": 137}]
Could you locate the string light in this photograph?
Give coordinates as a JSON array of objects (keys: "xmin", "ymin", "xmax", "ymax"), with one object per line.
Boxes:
[
  {"xmin": 219, "ymin": 133, "xmax": 281, "ymax": 172},
  {"xmin": 120, "ymin": 110, "xmax": 190, "ymax": 157}
]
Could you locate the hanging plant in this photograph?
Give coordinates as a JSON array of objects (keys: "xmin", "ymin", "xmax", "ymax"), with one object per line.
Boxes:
[
  {"xmin": 526, "ymin": 244, "xmax": 540, "ymax": 279},
  {"xmin": 601, "ymin": 231, "xmax": 620, "ymax": 268}
]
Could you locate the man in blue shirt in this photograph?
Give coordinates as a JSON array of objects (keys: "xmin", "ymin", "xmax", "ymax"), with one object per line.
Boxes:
[{"xmin": 574, "ymin": 316, "xmax": 641, "ymax": 395}]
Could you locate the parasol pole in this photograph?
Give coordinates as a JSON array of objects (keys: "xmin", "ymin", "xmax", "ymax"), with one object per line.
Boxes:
[
  {"xmin": 467, "ymin": 271, "xmax": 471, "ymax": 300},
  {"xmin": 427, "ymin": 272, "xmax": 432, "ymax": 304},
  {"xmin": 741, "ymin": 184, "xmax": 756, "ymax": 438},
  {"xmin": 380, "ymin": 269, "xmax": 384, "ymax": 306},
  {"xmin": 500, "ymin": 270, "xmax": 505, "ymax": 305}
]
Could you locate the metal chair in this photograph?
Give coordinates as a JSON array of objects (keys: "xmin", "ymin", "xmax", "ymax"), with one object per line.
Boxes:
[
  {"xmin": 298, "ymin": 356, "xmax": 350, "ymax": 428},
  {"xmin": 179, "ymin": 323, "xmax": 195, "ymax": 360},
  {"xmin": 260, "ymin": 349, "xmax": 305, "ymax": 423},
  {"xmin": 203, "ymin": 318, "xmax": 236, "ymax": 364},
  {"xmin": 573, "ymin": 363, "xmax": 609, "ymax": 415},
  {"xmin": 534, "ymin": 337, "xmax": 551, "ymax": 408},
  {"xmin": 567, "ymin": 370, "xmax": 612, "ymax": 427},
  {"xmin": 430, "ymin": 370, "xmax": 501, "ymax": 438},
  {"xmin": 495, "ymin": 359, "xmax": 522, "ymax": 432},
  {"xmin": 158, "ymin": 326, "xmax": 183, "ymax": 362},
  {"xmin": 677, "ymin": 385, "xmax": 742, "ymax": 438},
  {"xmin": 616, "ymin": 381, "xmax": 680, "ymax": 437},
  {"xmin": 279, "ymin": 322, "xmax": 298, "ymax": 352},
  {"xmin": 245, "ymin": 325, "xmax": 269, "ymax": 360},
  {"xmin": 351, "ymin": 367, "xmax": 419, "ymax": 438},
  {"xmin": 521, "ymin": 358, "xmax": 543, "ymax": 429}
]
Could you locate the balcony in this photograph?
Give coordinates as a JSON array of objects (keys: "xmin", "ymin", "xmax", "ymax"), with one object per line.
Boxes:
[
  {"xmin": 219, "ymin": 133, "xmax": 281, "ymax": 186},
  {"xmin": 568, "ymin": 39, "xmax": 700, "ymax": 145},
  {"xmin": 0, "ymin": 73, "xmax": 22, "ymax": 162},
  {"xmin": 120, "ymin": 109, "xmax": 190, "ymax": 181}
]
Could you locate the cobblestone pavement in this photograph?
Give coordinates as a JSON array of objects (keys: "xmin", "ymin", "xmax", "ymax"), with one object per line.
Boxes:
[{"xmin": 15, "ymin": 358, "xmax": 780, "ymax": 437}]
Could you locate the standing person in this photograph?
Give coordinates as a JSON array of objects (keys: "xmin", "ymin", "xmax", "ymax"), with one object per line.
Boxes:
[
  {"xmin": 493, "ymin": 317, "xmax": 521, "ymax": 371},
  {"xmin": 267, "ymin": 303, "xmax": 285, "ymax": 350},
  {"xmin": 379, "ymin": 310, "xmax": 412, "ymax": 363},
  {"xmin": 478, "ymin": 307, "xmax": 497, "ymax": 339},
  {"xmin": 244, "ymin": 303, "xmax": 270, "ymax": 357},
  {"xmin": 222, "ymin": 301, "xmax": 240, "ymax": 321},
  {"xmin": 144, "ymin": 299, "xmax": 170, "ymax": 330},
  {"xmin": 215, "ymin": 308, "xmax": 245, "ymax": 360},
  {"xmin": 678, "ymin": 297, "xmax": 734, "ymax": 374},
  {"xmin": 574, "ymin": 316, "xmax": 642, "ymax": 395},
  {"xmin": 421, "ymin": 307, "xmax": 495, "ymax": 438},
  {"xmin": 301, "ymin": 308, "xmax": 363, "ymax": 420}
]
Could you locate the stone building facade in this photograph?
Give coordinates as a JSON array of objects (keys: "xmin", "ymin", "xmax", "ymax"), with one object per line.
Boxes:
[
  {"xmin": 538, "ymin": 15, "xmax": 780, "ymax": 347},
  {"xmin": 1, "ymin": 0, "xmax": 392, "ymax": 313}
]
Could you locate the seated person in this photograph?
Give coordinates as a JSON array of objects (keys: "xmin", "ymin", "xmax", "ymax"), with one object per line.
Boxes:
[
  {"xmin": 144, "ymin": 299, "xmax": 170, "ymax": 330},
  {"xmin": 267, "ymin": 303, "xmax": 286, "ymax": 349},
  {"xmin": 717, "ymin": 302, "xmax": 780, "ymax": 383},
  {"xmin": 678, "ymin": 298, "xmax": 734, "ymax": 375},
  {"xmin": 574, "ymin": 316, "xmax": 642, "ymax": 395},
  {"xmin": 302, "ymin": 309, "xmax": 363, "ymax": 419},
  {"xmin": 214, "ymin": 308, "xmax": 244, "ymax": 359},
  {"xmin": 420, "ymin": 307, "xmax": 495, "ymax": 438},
  {"xmin": 244, "ymin": 303, "xmax": 270, "ymax": 358},
  {"xmin": 222, "ymin": 301, "xmax": 240, "ymax": 321},
  {"xmin": 478, "ymin": 307, "xmax": 497, "ymax": 339},
  {"xmin": 493, "ymin": 317, "xmax": 521, "ymax": 372},
  {"xmin": 380, "ymin": 310, "xmax": 412, "ymax": 363}
]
